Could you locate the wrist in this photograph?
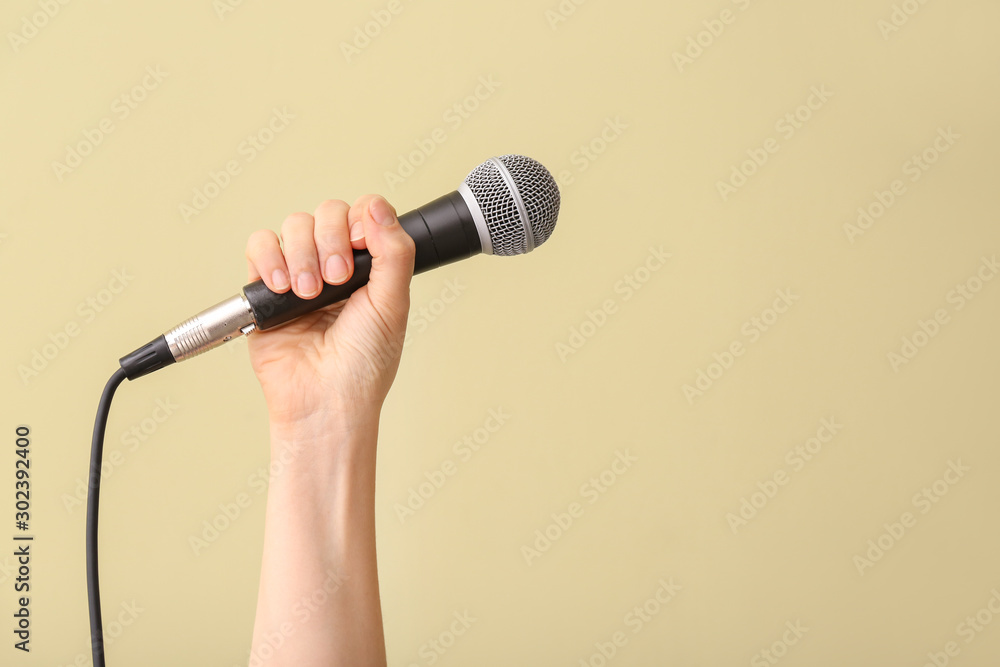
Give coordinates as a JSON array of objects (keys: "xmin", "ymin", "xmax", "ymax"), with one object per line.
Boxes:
[
  {"xmin": 268, "ymin": 409, "xmax": 380, "ymax": 472},
  {"xmin": 262, "ymin": 412, "xmax": 381, "ymax": 571},
  {"xmin": 267, "ymin": 400, "xmax": 381, "ymax": 438}
]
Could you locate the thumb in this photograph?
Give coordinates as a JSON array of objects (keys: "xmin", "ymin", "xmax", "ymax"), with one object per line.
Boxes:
[{"xmin": 361, "ymin": 195, "xmax": 416, "ymax": 332}]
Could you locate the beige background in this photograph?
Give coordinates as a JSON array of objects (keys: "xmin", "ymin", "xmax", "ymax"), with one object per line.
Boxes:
[{"xmin": 3, "ymin": 0, "xmax": 1000, "ymax": 665}]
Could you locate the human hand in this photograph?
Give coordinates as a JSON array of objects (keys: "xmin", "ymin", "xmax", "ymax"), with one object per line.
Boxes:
[{"xmin": 244, "ymin": 195, "xmax": 416, "ymax": 429}]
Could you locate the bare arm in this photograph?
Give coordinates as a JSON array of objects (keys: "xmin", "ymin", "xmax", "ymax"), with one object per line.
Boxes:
[{"xmin": 244, "ymin": 195, "xmax": 415, "ymax": 666}]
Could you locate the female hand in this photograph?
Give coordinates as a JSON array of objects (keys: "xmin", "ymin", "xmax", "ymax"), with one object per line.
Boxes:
[{"xmin": 244, "ymin": 195, "xmax": 416, "ymax": 428}]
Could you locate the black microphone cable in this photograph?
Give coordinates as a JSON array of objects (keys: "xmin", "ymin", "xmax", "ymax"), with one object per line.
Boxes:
[
  {"xmin": 86, "ymin": 367, "xmax": 127, "ymax": 667},
  {"xmin": 86, "ymin": 338, "xmax": 175, "ymax": 666}
]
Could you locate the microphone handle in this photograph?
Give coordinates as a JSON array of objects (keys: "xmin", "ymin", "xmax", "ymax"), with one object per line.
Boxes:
[
  {"xmin": 244, "ymin": 190, "xmax": 482, "ymax": 331},
  {"xmin": 119, "ymin": 190, "xmax": 483, "ymax": 380}
]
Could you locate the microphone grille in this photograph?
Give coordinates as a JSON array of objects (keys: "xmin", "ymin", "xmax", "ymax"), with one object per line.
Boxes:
[{"xmin": 462, "ymin": 154, "xmax": 561, "ymax": 256}]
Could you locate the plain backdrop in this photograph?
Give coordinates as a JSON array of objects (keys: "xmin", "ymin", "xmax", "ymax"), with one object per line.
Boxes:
[{"xmin": 2, "ymin": 0, "xmax": 1000, "ymax": 665}]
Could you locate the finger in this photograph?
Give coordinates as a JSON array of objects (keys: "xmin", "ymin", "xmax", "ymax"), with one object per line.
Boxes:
[
  {"xmin": 280, "ymin": 212, "xmax": 322, "ymax": 298},
  {"xmin": 246, "ymin": 229, "xmax": 291, "ymax": 292},
  {"xmin": 359, "ymin": 195, "xmax": 415, "ymax": 331},
  {"xmin": 313, "ymin": 199, "xmax": 354, "ymax": 286},
  {"xmin": 348, "ymin": 194, "xmax": 379, "ymax": 250}
]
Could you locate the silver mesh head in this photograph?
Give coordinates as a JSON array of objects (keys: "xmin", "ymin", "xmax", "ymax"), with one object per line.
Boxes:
[{"xmin": 459, "ymin": 155, "xmax": 560, "ymax": 256}]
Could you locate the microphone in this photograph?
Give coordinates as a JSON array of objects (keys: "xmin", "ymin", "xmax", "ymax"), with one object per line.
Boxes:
[{"xmin": 118, "ymin": 154, "xmax": 561, "ymax": 380}]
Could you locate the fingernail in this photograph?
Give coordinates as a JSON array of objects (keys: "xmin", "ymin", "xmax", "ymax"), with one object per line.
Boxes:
[
  {"xmin": 297, "ymin": 272, "xmax": 319, "ymax": 297},
  {"xmin": 370, "ymin": 198, "xmax": 395, "ymax": 227},
  {"xmin": 271, "ymin": 269, "xmax": 290, "ymax": 290},
  {"xmin": 350, "ymin": 222, "xmax": 364, "ymax": 242},
  {"xmin": 325, "ymin": 255, "xmax": 349, "ymax": 283}
]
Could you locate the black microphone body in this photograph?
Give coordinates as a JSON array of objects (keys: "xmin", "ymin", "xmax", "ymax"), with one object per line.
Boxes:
[
  {"xmin": 118, "ymin": 154, "xmax": 560, "ymax": 381},
  {"xmin": 244, "ymin": 190, "xmax": 481, "ymax": 331},
  {"xmin": 119, "ymin": 191, "xmax": 485, "ymax": 380}
]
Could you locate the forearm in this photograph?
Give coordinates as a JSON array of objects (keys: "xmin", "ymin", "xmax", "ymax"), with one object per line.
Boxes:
[{"xmin": 250, "ymin": 413, "xmax": 386, "ymax": 667}]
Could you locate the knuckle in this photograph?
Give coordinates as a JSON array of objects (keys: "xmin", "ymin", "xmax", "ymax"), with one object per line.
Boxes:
[
  {"xmin": 287, "ymin": 250, "xmax": 318, "ymax": 270},
  {"xmin": 315, "ymin": 199, "xmax": 350, "ymax": 216},
  {"xmin": 245, "ymin": 229, "xmax": 276, "ymax": 258},
  {"xmin": 282, "ymin": 212, "xmax": 313, "ymax": 232},
  {"xmin": 318, "ymin": 231, "xmax": 348, "ymax": 252},
  {"xmin": 396, "ymin": 229, "xmax": 416, "ymax": 257},
  {"xmin": 286, "ymin": 238, "xmax": 320, "ymax": 267},
  {"xmin": 315, "ymin": 220, "xmax": 350, "ymax": 250}
]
